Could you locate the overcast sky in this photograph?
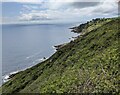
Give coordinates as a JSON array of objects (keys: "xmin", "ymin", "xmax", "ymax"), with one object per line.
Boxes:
[{"xmin": 1, "ymin": 0, "xmax": 119, "ymax": 24}]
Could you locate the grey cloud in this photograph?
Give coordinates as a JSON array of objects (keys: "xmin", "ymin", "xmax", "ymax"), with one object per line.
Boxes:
[
  {"xmin": 30, "ymin": 16, "xmax": 52, "ymax": 21},
  {"xmin": 71, "ymin": 2, "xmax": 100, "ymax": 8},
  {"xmin": 20, "ymin": 15, "xmax": 53, "ymax": 21},
  {"xmin": 92, "ymin": 3, "xmax": 118, "ymax": 16}
]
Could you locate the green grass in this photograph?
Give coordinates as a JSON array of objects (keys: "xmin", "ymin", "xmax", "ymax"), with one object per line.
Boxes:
[
  {"xmin": 1, "ymin": 17, "xmax": 119, "ymax": 94},
  {"xmin": 71, "ymin": 18, "xmax": 112, "ymax": 34}
]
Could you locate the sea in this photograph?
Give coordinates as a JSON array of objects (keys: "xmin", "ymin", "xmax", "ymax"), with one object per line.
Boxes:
[{"xmin": 2, "ymin": 23, "xmax": 79, "ymax": 83}]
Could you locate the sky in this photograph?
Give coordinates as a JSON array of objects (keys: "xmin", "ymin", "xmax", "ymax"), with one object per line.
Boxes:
[{"xmin": 1, "ymin": 0, "xmax": 119, "ymax": 24}]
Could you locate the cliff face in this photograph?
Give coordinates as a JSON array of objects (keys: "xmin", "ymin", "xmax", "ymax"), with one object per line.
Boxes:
[{"xmin": 1, "ymin": 17, "xmax": 119, "ymax": 94}]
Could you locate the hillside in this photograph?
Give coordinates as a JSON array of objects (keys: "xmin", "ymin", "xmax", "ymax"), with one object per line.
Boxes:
[{"xmin": 1, "ymin": 17, "xmax": 119, "ymax": 94}]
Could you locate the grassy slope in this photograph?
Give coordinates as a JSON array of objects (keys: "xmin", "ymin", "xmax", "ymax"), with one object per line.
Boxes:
[{"xmin": 1, "ymin": 17, "xmax": 119, "ymax": 94}]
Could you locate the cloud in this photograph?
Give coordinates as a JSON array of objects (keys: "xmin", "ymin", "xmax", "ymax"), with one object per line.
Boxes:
[
  {"xmin": 19, "ymin": 11, "xmax": 54, "ymax": 21},
  {"xmin": 2, "ymin": 0, "xmax": 118, "ymax": 24},
  {"xmin": 71, "ymin": 2, "xmax": 100, "ymax": 8},
  {"xmin": 93, "ymin": 0, "xmax": 118, "ymax": 15},
  {"xmin": 2, "ymin": 0, "xmax": 118, "ymax": 3},
  {"xmin": 18, "ymin": 0, "xmax": 118, "ymax": 22},
  {"xmin": 2, "ymin": 0, "xmax": 44, "ymax": 4}
]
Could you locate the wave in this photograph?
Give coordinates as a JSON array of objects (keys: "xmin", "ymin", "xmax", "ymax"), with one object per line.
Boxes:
[
  {"xmin": 2, "ymin": 46, "xmax": 54, "ymax": 84},
  {"xmin": 52, "ymin": 46, "xmax": 57, "ymax": 52},
  {"xmin": 32, "ymin": 57, "xmax": 48, "ymax": 64},
  {"xmin": 25, "ymin": 52, "xmax": 42, "ymax": 60},
  {"xmin": 2, "ymin": 57, "xmax": 48, "ymax": 84},
  {"xmin": 2, "ymin": 70, "xmax": 19, "ymax": 83}
]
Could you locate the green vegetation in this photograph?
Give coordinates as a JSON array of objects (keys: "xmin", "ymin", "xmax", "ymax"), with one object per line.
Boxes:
[
  {"xmin": 1, "ymin": 17, "xmax": 119, "ymax": 94},
  {"xmin": 71, "ymin": 18, "xmax": 113, "ymax": 34}
]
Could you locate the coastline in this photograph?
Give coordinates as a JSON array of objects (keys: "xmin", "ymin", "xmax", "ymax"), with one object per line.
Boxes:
[
  {"xmin": 2, "ymin": 55, "xmax": 51, "ymax": 84},
  {"xmin": 2, "ymin": 54, "xmax": 51, "ymax": 84},
  {"xmin": 54, "ymin": 43, "xmax": 68, "ymax": 50},
  {"xmin": 2, "ymin": 26, "xmax": 79, "ymax": 85},
  {"xmin": 1, "ymin": 17, "xmax": 119, "ymax": 93},
  {"xmin": 1, "ymin": 17, "xmax": 112, "ymax": 85}
]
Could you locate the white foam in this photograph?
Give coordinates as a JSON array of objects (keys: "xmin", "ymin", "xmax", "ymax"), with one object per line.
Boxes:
[
  {"xmin": 32, "ymin": 57, "xmax": 49, "ymax": 65},
  {"xmin": 10, "ymin": 71, "xmax": 19, "ymax": 75},
  {"xmin": 26, "ymin": 56, "xmax": 30, "ymax": 59},
  {"xmin": 2, "ymin": 57, "xmax": 49, "ymax": 85},
  {"xmin": 52, "ymin": 46, "xmax": 56, "ymax": 49},
  {"xmin": 52, "ymin": 46, "xmax": 57, "ymax": 52},
  {"xmin": 33, "ymin": 58, "xmax": 46, "ymax": 63},
  {"xmin": 2, "ymin": 57, "xmax": 44, "ymax": 84},
  {"xmin": 4, "ymin": 75, "xmax": 9, "ymax": 80},
  {"xmin": 2, "ymin": 70, "xmax": 20, "ymax": 84},
  {"xmin": 2, "ymin": 75, "xmax": 10, "ymax": 83},
  {"xmin": 26, "ymin": 51, "xmax": 42, "ymax": 60},
  {"xmin": 25, "ymin": 55, "xmax": 34, "ymax": 59}
]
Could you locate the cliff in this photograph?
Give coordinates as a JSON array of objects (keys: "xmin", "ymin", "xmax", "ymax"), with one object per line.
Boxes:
[{"xmin": 1, "ymin": 17, "xmax": 119, "ymax": 94}]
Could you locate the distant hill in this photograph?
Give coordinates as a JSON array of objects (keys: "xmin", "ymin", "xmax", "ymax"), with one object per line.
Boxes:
[{"xmin": 1, "ymin": 17, "xmax": 119, "ymax": 94}]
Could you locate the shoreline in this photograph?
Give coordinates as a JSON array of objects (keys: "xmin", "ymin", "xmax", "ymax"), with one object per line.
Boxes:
[
  {"xmin": 2, "ymin": 42, "xmax": 64, "ymax": 84},
  {"xmin": 2, "ymin": 56, "xmax": 50, "ymax": 84},
  {"xmin": 54, "ymin": 43, "xmax": 68, "ymax": 50},
  {"xmin": 2, "ymin": 71, "xmax": 19, "ymax": 83},
  {"xmin": 2, "ymin": 26, "xmax": 79, "ymax": 85}
]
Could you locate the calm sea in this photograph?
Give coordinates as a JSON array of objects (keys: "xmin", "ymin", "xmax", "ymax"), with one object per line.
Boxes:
[{"xmin": 2, "ymin": 23, "xmax": 78, "ymax": 79}]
